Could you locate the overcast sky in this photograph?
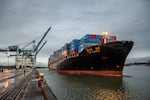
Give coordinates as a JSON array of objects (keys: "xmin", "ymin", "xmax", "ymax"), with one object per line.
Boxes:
[{"xmin": 0, "ymin": 0, "xmax": 150, "ymax": 66}]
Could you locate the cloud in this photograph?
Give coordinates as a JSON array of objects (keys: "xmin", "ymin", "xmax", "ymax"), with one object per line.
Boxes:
[{"xmin": 0, "ymin": 0, "xmax": 150, "ymax": 66}]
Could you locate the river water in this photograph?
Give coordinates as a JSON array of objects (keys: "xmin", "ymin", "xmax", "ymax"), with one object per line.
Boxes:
[{"xmin": 38, "ymin": 65, "xmax": 150, "ymax": 100}]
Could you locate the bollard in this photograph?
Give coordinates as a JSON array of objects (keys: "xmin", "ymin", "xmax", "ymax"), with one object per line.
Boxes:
[
  {"xmin": 38, "ymin": 72, "xmax": 44, "ymax": 87},
  {"xmin": 39, "ymin": 72, "xmax": 44, "ymax": 81}
]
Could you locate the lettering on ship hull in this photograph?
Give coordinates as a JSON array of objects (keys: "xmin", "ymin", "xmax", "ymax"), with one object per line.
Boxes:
[{"xmin": 86, "ymin": 46, "xmax": 100, "ymax": 54}]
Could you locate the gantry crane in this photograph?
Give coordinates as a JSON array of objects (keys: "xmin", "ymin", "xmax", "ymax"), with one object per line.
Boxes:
[{"xmin": 0, "ymin": 26, "xmax": 51, "ymax": 69}]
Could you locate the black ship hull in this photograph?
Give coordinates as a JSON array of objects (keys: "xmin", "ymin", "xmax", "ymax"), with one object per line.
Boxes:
[{"xmin": 48, "ymin": 41, "xmax": 133, "ymax": 76}]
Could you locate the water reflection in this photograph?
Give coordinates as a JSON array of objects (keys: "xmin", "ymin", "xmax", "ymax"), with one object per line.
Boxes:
[
  {"xmin": 80, "ymin": 76, "xmax": 127, "ymax": 100},
  {"xmin": 0, "ymin": 78, "xmax": 15, "ymax": 90},
  {"xmin": 0, "ymin": 70, "xmax": 29, "ymax": 92},
  {"xmin": 37, "ymin": 66, "xmax": 150, "ymax": 100},
  {"xmin": 95, "ymin": 89, "xmax": 124, "ymax": 100},
  {"xmin": 4, "ymin": 80, "xmax": 9, "ymax": 88},
  {"xmin": 42, "ymin": 69, "xmax": 130, "ymax": 100}
]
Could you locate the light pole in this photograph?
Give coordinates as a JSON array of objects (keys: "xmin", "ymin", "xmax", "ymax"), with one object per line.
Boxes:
[{"xmin": 7, "ymin": 52, "xmax": 10, "ymax": 69}]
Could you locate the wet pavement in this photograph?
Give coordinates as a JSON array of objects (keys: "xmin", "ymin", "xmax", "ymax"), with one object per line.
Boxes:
[
  {"xmin": 0, "ymin": 69, "xmax": 31, "ymax": 98},
  {"xmin": 0, "ymin": 68, "xmax": 57, "ymax": 100},
  {"xmin": 22, "ymin": 75, "xmax": 44, "ymax": 100}
]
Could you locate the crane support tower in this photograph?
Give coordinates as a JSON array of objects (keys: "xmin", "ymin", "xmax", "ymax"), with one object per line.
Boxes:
[{"xmin": 0, "ymin": 26, "xmax": 51, "ymax": 69}]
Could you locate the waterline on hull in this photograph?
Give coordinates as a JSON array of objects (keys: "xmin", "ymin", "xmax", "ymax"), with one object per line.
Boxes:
[{"xmin": 53, "ymin": 70, "xmax": 122, "ymax": 77}]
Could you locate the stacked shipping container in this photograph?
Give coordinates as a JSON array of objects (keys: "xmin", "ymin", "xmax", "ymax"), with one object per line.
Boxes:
[
  {"xmin": 69, "ymin": 39, "xmax": 80, "ymax": 56},
  {"xmin": 62, "ymin": 43, "xmax": 70, "ymax": 58},
  {"xmin": 49, "ymin": 34, "xmax": 117, "ymax": 63},
  {"xmin": 78, "ymin": 34, "xmax": 102, "ymax": 53},
  {"xmin": 107, "ymin": 36, "xmax": 117, "ymax": 43}
]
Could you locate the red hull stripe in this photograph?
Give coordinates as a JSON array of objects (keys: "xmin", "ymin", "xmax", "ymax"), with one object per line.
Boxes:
[{"xmin": 55, "ymin": 70, "xmax": 122, "ymax": 77}]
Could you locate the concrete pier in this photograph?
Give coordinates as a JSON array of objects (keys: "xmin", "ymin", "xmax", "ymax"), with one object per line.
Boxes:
[
  {"xmin": 22, "ymin": 70, "xmax": 57, "ymax": 100},
  {"xmin": 0, "ymin": 69, "xmax": 57, "ymax": 100},
  {"xmin": 22, "ymin": 74, "xmax": 44, "ymax": 100}
]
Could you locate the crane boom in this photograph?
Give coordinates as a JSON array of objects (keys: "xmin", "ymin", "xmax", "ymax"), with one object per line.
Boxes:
[
  {"xmin": 34, "ymin": 26, "xmax": 51, "ymax": 52},
  {"xmin": 0, "ymin": 26, "xmax": 51, "ymax": 69},
  {"xmin": 0, "ymin": 48, "xmax": 8, "ymax": 52},
  {"xmin": 21, "ymin": 40, "xmax": 35, "ymax": 49},
  {"xmin": 36, "ymin": 40, "xmax": 47, "ymax": 56}
]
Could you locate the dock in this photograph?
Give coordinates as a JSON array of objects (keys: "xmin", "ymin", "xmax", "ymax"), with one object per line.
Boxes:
[
  {"xmin": 0, "ymin": 27, "xmax": 56, "ymax": 100},
  {"xmin": 0, "ymin": 69, "xmax": 57, "ymax": 100}
]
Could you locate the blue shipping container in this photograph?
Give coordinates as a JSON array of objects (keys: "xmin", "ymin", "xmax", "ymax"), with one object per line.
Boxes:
[
  {"xmin": 78, "ymin": 46, "xmax": 85, "ymax": 53},
  {"xmin": 80, "ymin": 39, "xmax": 100, "ymax": 44},
  {"xmin": 70, "ymin": 39, "xmax": 80, "ymax": 44},
  {"xmin": 70, "ymin": 46, "xmax": 78, "ymax": 51}
]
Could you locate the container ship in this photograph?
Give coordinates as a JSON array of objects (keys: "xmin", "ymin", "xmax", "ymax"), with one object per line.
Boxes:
[{"xmin": 48, "ymin": 31, "xmax": 134, "ymax": 76}]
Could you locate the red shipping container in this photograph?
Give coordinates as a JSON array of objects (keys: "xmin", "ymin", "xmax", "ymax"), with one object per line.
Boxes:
[
  {"xmin": 114, "ymin": 36, "xmax": 117, "ymax": 42},
  {"xmin": 90, "ymin": 34, "xmax": 97, "ymax": 39}
]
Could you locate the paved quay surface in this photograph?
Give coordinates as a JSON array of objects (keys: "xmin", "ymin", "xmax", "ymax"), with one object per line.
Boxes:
[
  {"xmin": 0, "ymin": 69, "xmax": 23, "ymax": 82},
  {"xmin": 0, "ymin": 69, "xmax": 31, "ymax": 93},
  {"xmin": 22, "ymin": 73, "xmax": 44, "ymax": 100},
  {"xmin": 22, "ymin": 69, "xmax": 57, "ymax": 100},
  {"xmin": 0, "ymin": 68, "xmax": 57, "ymax": 100}
]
